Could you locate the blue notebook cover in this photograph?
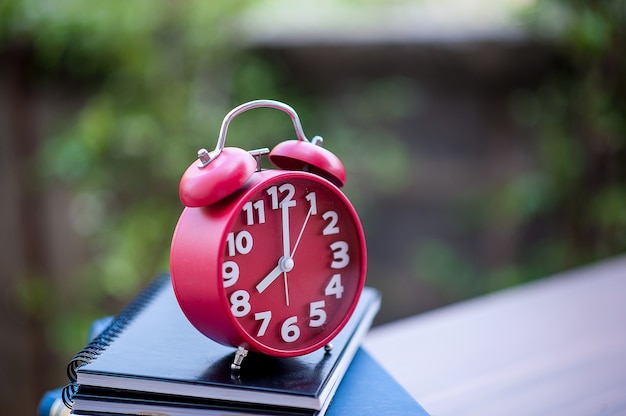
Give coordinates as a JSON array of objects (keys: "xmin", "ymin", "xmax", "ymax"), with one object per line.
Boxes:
[
  {"xmin": 327, "ymin": 349, "xmax": 429, "ymax": 415},
  {"xmin": 63, "ymin": 273, "xmax": 381, "ymax": 415}
]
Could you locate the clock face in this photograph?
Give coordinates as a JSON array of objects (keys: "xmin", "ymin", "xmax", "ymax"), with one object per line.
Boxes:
[{"xmin": 221, "ymin": 174, "xmax": 365, "ymax": 355}]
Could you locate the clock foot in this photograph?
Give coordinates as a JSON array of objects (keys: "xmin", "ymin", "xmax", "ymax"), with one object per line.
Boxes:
[
  {"xmin": 324, "ymin": 343, "xmax": 333, "ymax": 353},
  {"xmin": 231, "ymin": 346, "xmax": 249, "ymax": 371}
]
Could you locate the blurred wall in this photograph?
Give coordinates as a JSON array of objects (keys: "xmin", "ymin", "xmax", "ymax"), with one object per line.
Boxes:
[
  {"xmin": 249, "ymin": 39, "xmax": 559, "ymax": 321},
  {"xmin": 0, "ymin": 44, "xmax": 91, "ymax": 414}
]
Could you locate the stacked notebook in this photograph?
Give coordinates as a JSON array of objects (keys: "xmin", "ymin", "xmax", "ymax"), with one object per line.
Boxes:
[{"xmin": 58, "ymin": 274, "xmax": 428, "ymax": 415}]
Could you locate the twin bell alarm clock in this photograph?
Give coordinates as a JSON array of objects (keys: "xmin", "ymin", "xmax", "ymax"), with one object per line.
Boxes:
[{"xmin": 170, "ymin": 100, "xmax": 367, "ymax": 370}]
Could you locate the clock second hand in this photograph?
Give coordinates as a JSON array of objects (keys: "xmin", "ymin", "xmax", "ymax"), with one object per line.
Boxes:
[
  {"xmin": 283, "ymin": 271, "xmax": 289, "ymax": 307},
  {"xmin": 291, "ymin": 205, "xmax": 313, "ymax": 259},
  {"xmin": 279, "ymin": 205, "xmax": 314, "ymax": 307},
  {"xmin": 282, "ymin": 202, "xmax": 317, "ymax": 306}
]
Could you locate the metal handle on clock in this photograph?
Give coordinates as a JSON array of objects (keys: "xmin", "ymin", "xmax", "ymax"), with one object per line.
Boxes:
[{"xmin": 198, "ymin": 99, "xmax": 323, "ymax": 167}]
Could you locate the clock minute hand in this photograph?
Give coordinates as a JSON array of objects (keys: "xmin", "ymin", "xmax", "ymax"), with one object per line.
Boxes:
[
  {"xmin": 281, "ymin": 202, "xmax": 291, "ymax": 262},
  {"xmin": 257, "ymin": 203, "xmax": 295, "ymax": 294},
  {"xmin": 280, "ymin": 202, "xmax": 294, "ymax": 306}
]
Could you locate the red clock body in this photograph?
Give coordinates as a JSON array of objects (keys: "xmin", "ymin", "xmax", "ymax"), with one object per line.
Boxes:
[{"xmin": 170, "ymin": 169, "xmax": 367, "ymax": 357}]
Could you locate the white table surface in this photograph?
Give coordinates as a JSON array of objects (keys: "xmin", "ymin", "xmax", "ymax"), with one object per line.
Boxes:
[{"xmin": 364, "ymin": 255, "xmax": 626, "ymax": 416}]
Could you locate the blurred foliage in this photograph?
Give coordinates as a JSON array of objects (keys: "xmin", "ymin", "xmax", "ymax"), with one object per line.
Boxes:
[
  {"xmin": 2, "ymin": 0, "xmax": 260, "ymax": 355},
  {"xmin": 410, "ymin": 0, "xmax": 626, "ymax": 301},
  {"xmin": 500, "ymin": 1, "xmax": 626, "ymax": 278},
  {"xmin": 2, "ymin": 0, "xmax": 413, "ymax": 358}
]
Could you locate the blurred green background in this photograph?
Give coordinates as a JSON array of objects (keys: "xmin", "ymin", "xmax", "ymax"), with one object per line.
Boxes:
[{"xmin": 1, "ymin": 0, "xmax": 625, "ymax": 414}]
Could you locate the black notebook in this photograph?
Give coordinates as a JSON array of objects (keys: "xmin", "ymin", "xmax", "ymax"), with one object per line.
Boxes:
[
  {"xmin": 64, "ymin": 274, "xmax": 381, "ymax": 415},
  {"xmin": 69, "ymin": 349, "xmax": 429, "ymax": 416}
]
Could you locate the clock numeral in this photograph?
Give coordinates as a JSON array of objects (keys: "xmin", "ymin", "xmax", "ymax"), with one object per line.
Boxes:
[
  {"xmin": 281, "ymin": 316, "xmax": 301, "ymax": 343},
  {"xmin": 322, "ymin": 211, "xmax": 339, "ymax": 235},
  {"xmin": 305, "ymin": 192, "xmax": 318, "ymax": 215},
  {"xmin": 230, "ymin": 290, "xmax": 251, "ymax": 317},
  {"xmin": 325, "ymin": 274, "xmax": 344, "ymax": 299},
  {"xmin": 226, "ymin": 230, "xmax": 253, "ymax": 256},
  {"xmin": 267, "ymin": 183, "xmax": 296, "ymax": 210},
  {"xmin": 254, "ymin": 311, "xmax": 272, "ymax": 337},
  {"xmin": 330, "ymin": 241, "xmax": 349, "ymax": 269},
  {"xmin": 309, "ymin": 300, "xmax": 327, "ymax": 328},
  {"xmin": 222, "ymin": 261, "xmax": 239, "ymax": 288},
  {"xmin": 243, "ymin": 200, "xmax": 265, "ymax": 225}
]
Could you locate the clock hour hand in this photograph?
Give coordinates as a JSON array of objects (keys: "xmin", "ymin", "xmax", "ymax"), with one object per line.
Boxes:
[
  {"xmin": 256, "ymin": 264, "xmax": 282, "ymax": 293},
  {"xmin": 256, "ymin": 257, "xmax": 294, "ymax": 294}
]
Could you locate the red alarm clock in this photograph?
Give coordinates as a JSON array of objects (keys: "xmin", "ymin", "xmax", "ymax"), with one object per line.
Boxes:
[{"xmin": 170, "ymin": 100, "xmax": 366, "ymax": 369}]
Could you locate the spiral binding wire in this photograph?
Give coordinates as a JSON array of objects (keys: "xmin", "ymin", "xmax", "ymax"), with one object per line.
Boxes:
[{"xmin": 61, "ymin": 274, "xmax": 170, "ymax": 409}]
